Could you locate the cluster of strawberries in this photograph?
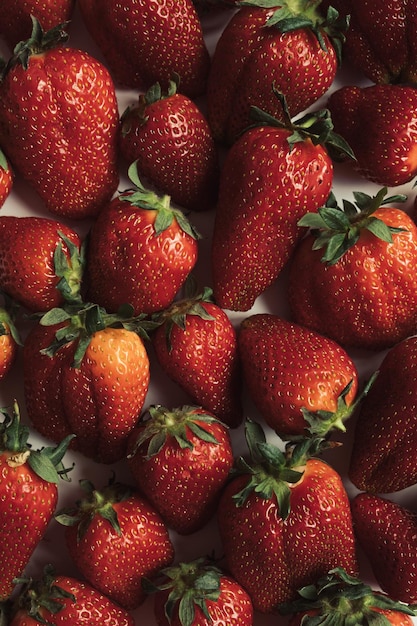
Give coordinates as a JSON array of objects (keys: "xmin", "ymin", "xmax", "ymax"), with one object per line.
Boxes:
[{"xmin": 1, "ymin": 1, "xmax": 417, "ymax": 626}]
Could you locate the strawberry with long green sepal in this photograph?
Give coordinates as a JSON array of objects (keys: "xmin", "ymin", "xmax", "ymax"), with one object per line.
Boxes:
[
  {"xmin": 86, "ymin": 163, "xmax": 200, "ymax": 316},
  {"xmin": 55, "ymin": 479, "xmax": 174, "ymax": 610},
  {"xmin": 216, "ymin": 420, "xmax": 358, "ymax": 613},
  {"xmin": 127, "ymin": 404, "xmax": 233, "ymax": 535},
  {"xmin": 288, "ymin": 187, "xmax": 417, "ymax": 350},
  {"xmin": 0, "ymin": 403, "xmax": 73, "ymax": 601}
]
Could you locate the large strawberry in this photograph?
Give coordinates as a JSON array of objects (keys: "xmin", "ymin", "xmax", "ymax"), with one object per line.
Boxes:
[
  {"xmin": 216, "ymin": 421, "xmax": 358, "ymax": 613},
  {"xmin": 206, "ymin": 0, "xmax": 348, "ymax": 144},
  {"xmin": 0, "ymin": 148, "xmax": 13, "ymax": 208},
  {"xmin": 55, "ymin": 479, "xmax": 174, "ymax": 610},
  {"xmin": 327, "ymin": 84, "xmax": 417, "ymax": 187},
  {"xmin": 77, "ymin": 0, "xmax": 210, "ymax": 98},
  {"xmin": 85, "ymin": 164, "xmax": 200, "ymax": 316},
  {"xmin": 288, "ymin": 188, "xmax": 417, "ymax": 350},
  {"xmin": 0, "ymin": 216, "xmax": 84, "ymax": 313},
  {"xmin": 119, "ymin": 76, "xmax": 219, "ymax": 213},
  {"xmin": 0, "ymin": 403, "xmax": 73, "ymax": 601},
  {"xmin": 23, "ymin": 303, "xmax": 152, "ymax": 464},
  {"xmin": 0, "ymin": 19, "xmax": 119, "ymax": 220},
  {"xmin": 151, "ymin": 286, "xmax": 243, "ymax": 428},
  {"xmin": 211, "ymin": 94, "xmax": 353, "ymax": 312},
  {"xmin": 351, "ymin": 493, "xmax": 417, "ymax": 605},
  {"xmin": 127, "ymin": 404, "xmax": 234, "ymax": 534}
]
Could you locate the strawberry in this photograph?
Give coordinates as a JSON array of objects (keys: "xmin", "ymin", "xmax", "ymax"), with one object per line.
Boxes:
[
  {"xmin": 280, "ymin": 567, "xmax": 417, "ymax": 626},
  {"xmin": 0, "ymin": 294, "xmax": 21, "ymax": 380},
  {"xmin": 55, "ymin": 479, "xmax": 174, "ymax": 610},
  {"xmin": 349, "ymin": 335, "xmax": 417, "ymax": 494},
  {"xmin": 9, "ymin": 565, "xmax": 135, "ymax": 626},
  {"xmin": 85, "ymin": 164, "xmax": 200, "ymax": 316},
  {"xmin": 119, "ymin": 76, "xmax": 219, "ymax": 212},
  {"xmin": 0, "ymin": 148, "xmax": 13, "ymax": 208},
  {"xmin": 237, "ymin": 314, "xmax": 361, "ymax": 438},
  {"xmin": 144, "ymin": 557, "xmax": 254, "ymax": 625},
  {"xmin": 23, "ymin": 303, "xmax": 152, "ymax": 464},
  {"xmin": 77, "ymin": 0, "xmax": 210, "ymax": 98},
  {"xmin": 127, "ymin": 404, "xmax": 234, "ymax": 535},
  {"xmin": 151, "ymin": 286, "xmax": 243, "ymax": 428},
  {"xmin": 0, "ymin": 403, "xmax": 73, "ymax": 601},
  {"xmin": 206, "ymin": 0, "xmax": 348, "ymax": 144},
  {"xmin": 327, "ymin": 84, "xmax": 417, "ymax": 187},
  {"xmin": 211, "ymin": 94, "xmax": 353, "ymax": 312},
  {"xmin": 288, "ymin": 188, "xmax": 417, "ymax": 350},
  {"xmin": 216, "ymin": 421, "xmax": 358, "ymax": 613},
  {"xmin": 0, "ymin": 216, "xmax": 84, "ymax": 313},
  {"xmin": 0, "ymin": 19, "xmax": 119, "ymax": 220},
  {"xmin": 351, "ymin": 492, "xmax": 417, "ymax": 605}
]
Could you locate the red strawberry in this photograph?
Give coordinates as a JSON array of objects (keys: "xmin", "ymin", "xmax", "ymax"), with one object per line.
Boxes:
[
  {"xmin": 288, "ymin": 188, "xmax": 417, "ymax": 350},
  {"xmin": 127, "ymin": 404, "xmax": 233, "ymax": 535},
  {"xmin": 55, "ymin": 479, "xmax": 174, "ymax": 610},
  {"xmin": 206, "ymin": 0, "xmax": 348, "ymax": 144},
  {"xmin": 217, "ymin": 421, "xmax": 358, "ymax": 613},
  {"xmin": 9, "ymin": 566, "xmax": 135, "ymax": 626},
  {"xmin": 144, "ymin": 558, "xmax": 254, "ymax": 625},
  {"xmin": 0, "ymin": 19, "xmax": 119, "ymax": 220},
  {"xmin": 77, "ymin": 0, "xmax": 210, "ymax": 98},
  {"xmin": 0, "ymin": 403, "xmax": 73, "ymax": 601},
  {"xmin": 327, "ymin": 84, "xmax": 417, "ymax": 187},
  {"xmin": 237, "ymin": 314, "xmax": 360, "ymax": 438},
  {"xmin": 211, "ymin": 95, "xmax": 353, "ymax": 312},
  {"xmin": 0, "ymin": 295, "xmax": 21, "ymax": 380},
  {"xmin": 151, "ymin": 287, "xmax": 243, "ymax": 428},
  {"xmin": 119, "ymin": 76, "xmax": 219, "ymax": 212},
  {"xmin": 0, "ymin": 216, "xmax": 83, "ymax": 313},
  {"xmin": 351, "ymin": 492, "xmax": 417, "ymax": 605},
  {"xmin": 23, "ymin": 303, "xmax": 151, "ymax": 464},
  {"xmin": 85, "ymin": 164, "xmax": 200, "ymax": 316},
  {"xmin": 0, "ymin": 148, "xmax": 13, "ymax": 208}
]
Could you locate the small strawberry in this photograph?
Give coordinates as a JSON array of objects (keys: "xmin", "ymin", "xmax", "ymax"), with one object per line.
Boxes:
[
  {"xmin": 0, "ymin": 19, "xmax": 119, "ymax": 220},
  {"xmin": 207, "ymin": 0, "xmax": 348, "ymax": 144},
  {"xmin": 0, "ymin": 295, "xmax": 21, "ymax": 380},
  {"xmin": 327, "ymin": 84, "xmax": 417, "ymax": 187},
  {"xmin": 119, "ymin": 76, "xmax": 219, "ymax": 212},
  {"xmin": 0, "ymin": 403, "xmax": 73, "ymax": 601},
  {"xmin": 151, "ymin": 286, "xmax": 243, "ymax": 428},
  {"xmin": 55, "ymin": 479, "xmax": 175, "ymax": 610},
  {"xmin": 351, "ymin": 492, "xmax": 417, "ymax": 605},
  {"xmin": 144, "ymin": 557, "xmax": 254, "ymax": 626},
  {"xmin": 217, "ymin": 421, "xmax": 358, "ymax": 613},
  {"xmin": 0, "ymin": 148, "xmax": 13, "ymax": 208},
  {"xmin": 85, "ymin": 164, "xmax": 200, "ymax": 316},
  {"xmin": 288, "ymin": 188, "xmax": 417, "ymax": 350},
  {"xmin": 0, "ymin": 216, "xmax": 84, "ymax": 313},
  {"xmin": 77, "ymin": 0, "xmax": 210, "ymax": 98},
  {"xmin": 127, "ymin": 404, "xmax": 234, "ymax": 535}
]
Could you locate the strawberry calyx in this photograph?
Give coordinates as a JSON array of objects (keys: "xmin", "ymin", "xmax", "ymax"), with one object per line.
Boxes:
[
  {"xmin": 298, "ymin": 187, "xmax": 408, "ymax": 265},
  {"xmin": 143, "ymin": 557, "xmax": 223, "ymax": 626},
  {"xmin": 121, "ymin": 73, "xmax": 180, "ymax": 134},
  {"xmin": 279, "ymin": 567, "xmax": 417, "ymax": 624},
  {"xmin": 53, "ymin": 233, "xmax": 85, "ymax": 305},
  {"xmin": 0, "ymin": 293, "xmax": 22, "ymax": 346}
]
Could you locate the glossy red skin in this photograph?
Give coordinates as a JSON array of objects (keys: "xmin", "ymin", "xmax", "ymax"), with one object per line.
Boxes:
[
  {"xmin": 289, "ymin": 207, "xmax": 417, "ymax": 350},
  {"xmin": 64, "ymin": 489, "xmax": 174, "ymax": 610},
  {"xmin": 0, "ymin": 322, "xmax": 17, "ymax": 380},
  {"xmin": 288, "ymin": 607, "xmax": 414, "ymax": 626},
  {"xmin": 238, "ymin": 314, "xmax": 358, "ymax": 437},
  {"xmin": 217, "ymin": 458, "xmax": 358, "ymax": 613},
  {"xmin": 0, "ymin": 48, "xmax": 119, "ymax": 220},
  {"xmin": 86, "ymin": 194, "xmax": 199, "ymax": 315},
  {"xmin": 9, "ymin": 576, "xmax": 135, "ymax": 625},
  {"xmin": 23, "ymin": 323, "xmax": 150, "ymax": 464},
  {"xmin": 154, "ymin": 575, "xmax": 254, "ymax": 625},
  {"xmin": 207, "ymin": 6, "xmax": 338, "ymax": 144},
  {"xmin": 0, "ymin": 451, "xmax": 57, "ymax": 601},
  {"xmin": 327, "ymin": 84, "xmax": 417, "ymax": 186},
  {"xmin": 0, "ymin": 160, "xmax": 13, "ymax": 208},
  {"xmin": 211, "ymin": 125, "xmax": 333, "ymax": 312},
  {"xmin": 119, "ymin": 93, "xmax": 219, "ymax": 212},
  {"xmin": 77, "ymin": 0, "xmax": 210, "ymax": 98},
  {"xmin": 127, "ymin": 411, "xmax": 234, "ymax": 534},
  {"xmin": 152, "ymin": 302, "xmax": 243, "ymax": 428},
  {"xmin": 352, "ymin": 493, "xmax": 417, "ymax": 605},
  {"xmin": 0, "ymin": 216, "xmax": 82, "ymax": 312}
]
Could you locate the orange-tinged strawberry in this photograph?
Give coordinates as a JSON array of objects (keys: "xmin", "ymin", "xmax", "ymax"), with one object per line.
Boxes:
[{"xmin": 0, "ymin": 296, "xmax": 21, "ymax": 380}]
